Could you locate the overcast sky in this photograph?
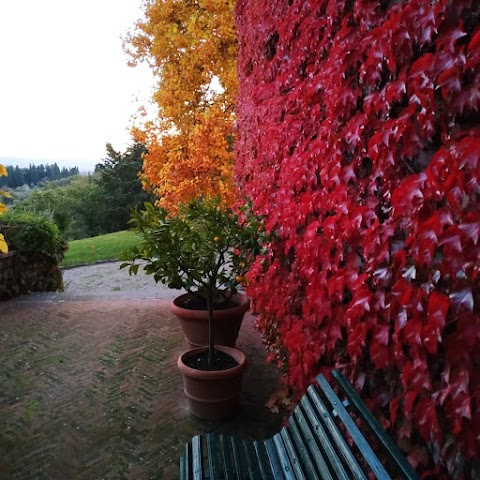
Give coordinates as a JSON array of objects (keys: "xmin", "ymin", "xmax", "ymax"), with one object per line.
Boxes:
[{"xmin": 0, "ymin": 0, "xmax": 155, "ymax": 171}]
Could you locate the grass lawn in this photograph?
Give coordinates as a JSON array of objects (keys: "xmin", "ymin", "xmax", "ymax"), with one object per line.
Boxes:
[{"xmin": 61, "ymin": 230, "xmax": 138, "ymax": 268}]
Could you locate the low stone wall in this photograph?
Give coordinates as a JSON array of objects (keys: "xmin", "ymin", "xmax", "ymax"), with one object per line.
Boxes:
[
  {"xmin": 0, "ymin": 252, "xmax": 16, "ymax": 299},
  {"xmin": 0, "ymin": 250, "xmax": 63, "ymax": 300}
]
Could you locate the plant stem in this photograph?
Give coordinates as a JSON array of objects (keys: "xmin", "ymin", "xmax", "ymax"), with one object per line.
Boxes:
[{"xmin": 207, "ymin": 287, "xmax": 215, "ymax": 369}]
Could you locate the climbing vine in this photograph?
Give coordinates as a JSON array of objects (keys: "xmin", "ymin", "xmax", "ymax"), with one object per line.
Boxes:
[{"xmin": 235, "ymin": 0, "xmax": 480, "ymax": 477}]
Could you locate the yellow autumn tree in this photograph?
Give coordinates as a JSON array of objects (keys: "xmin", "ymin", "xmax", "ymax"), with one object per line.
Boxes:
[
  {"xmin": 0, "ymin": 163, "xmax": 9, "ymax": 253},
  {"xmin": 125, "ymin": 0, "xmax": 237, "ymax": 211}
]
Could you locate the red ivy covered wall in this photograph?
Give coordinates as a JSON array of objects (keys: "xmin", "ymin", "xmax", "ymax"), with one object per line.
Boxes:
[{"xmin": 235, "ymin": 0, "xmax": 480, "ymax": 477}]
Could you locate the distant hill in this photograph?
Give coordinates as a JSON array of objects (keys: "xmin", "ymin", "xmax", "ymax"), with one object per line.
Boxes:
[
  {"xmin": 0, "ymin": 157, "xmax": 94, "ymax": 173},
  {"xmin": 0, "ymin": 163, "xmax": 80, "ymax": 189}
]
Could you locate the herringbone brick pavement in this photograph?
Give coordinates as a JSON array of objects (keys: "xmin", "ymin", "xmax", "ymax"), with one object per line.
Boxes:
[{"xmin": 0, "ymin": 298, "xmax": 282, "ymax": 479}]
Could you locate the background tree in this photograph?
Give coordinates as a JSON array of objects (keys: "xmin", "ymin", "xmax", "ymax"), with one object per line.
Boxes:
[
  {"xmin": 95, "ymin": 142, "xmax": 152, "ymax": 232},
  {"xmin": 125, "ymin": 0, "xmax": 237, "ymax": 210},
  {"xmin": 10, "ymin": 143, "xmax": 150, "ymax": 240},
  {"xmin": 11, "ymin": 176, "xmax": 104, "ymax": 240},
  {"xmin": 0, "ymin": 164, "xmax": 79, "ymax": 189}
]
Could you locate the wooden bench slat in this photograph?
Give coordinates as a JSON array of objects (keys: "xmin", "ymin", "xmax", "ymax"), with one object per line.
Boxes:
[
  {"xmin": 301, "ymin": 395, "xmax": 351, "ymax": 480},
  {"xmin": 272, "ymin": 432, "xmax": 296, "ymax": 480},
  {"xmin": 206, "ymin": 433, "xmax": 220, "ymax": 479},
  {"xmin": 192, "ymin": 435, "xmax": 204, "ymax": 480},
  {"xmin": 180, "ymin": 451, "xmax": 186, "ymax": 480},
  {"xmin": 307, "ymin": 385, "xmax": 369, "ymax": 480},
  {"xmin": 317, "ymin": 374, "xmax": 391, "ymax": 480},
  {"xmin": 280, "ymin": 426, "xmax": 308, "ymax": 480},
  {"xmin": 253, "ymin": 440, "xmax": 274, "ymax": 480},
  {"xmin": 332, "ymin": 370, "xmax": 419, "ymax": 480},
  {"xmin": 218, "ymin": 434, "xmax": 235, "ymax": 480},
  {"xmin": 243, "ymin": 439, "xmax": 262, "ymax": 479},
  {"xmin": 293, "ymin": 403, "xmax": 339, "ymax": 479},
  {"xmin": 230, "ymin": 436, "xmax": 249, "ymax": 480},
  {"xmin": 183, "ymin": 442, "xmax": 192, "ymax": 480},
  {"xmin": 264, "ymin": 437, "xmax": 285, "ymax": 479},
  {"xmin": 289, "ymin": 412, "xmax": 330, "ymax": 480}
]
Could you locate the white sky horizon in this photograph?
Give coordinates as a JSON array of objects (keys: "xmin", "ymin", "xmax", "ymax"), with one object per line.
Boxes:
[{"xmin": 0, "ymin": 0, "xmax": 156, "ymax": 171}]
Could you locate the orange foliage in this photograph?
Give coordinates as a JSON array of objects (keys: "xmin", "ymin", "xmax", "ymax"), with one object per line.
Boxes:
[
  {"xmin": 0, "ymin": 163, "xmax": 8, "ymax": 253},
  {"xmin": 126, "ymin": 0, "xmax": 237, "ymax": 211}
]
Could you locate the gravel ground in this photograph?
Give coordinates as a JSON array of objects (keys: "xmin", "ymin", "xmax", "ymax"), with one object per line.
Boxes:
[{"xmin": 61, "ymin": 261, "xmax": 183, "ymax": 300}]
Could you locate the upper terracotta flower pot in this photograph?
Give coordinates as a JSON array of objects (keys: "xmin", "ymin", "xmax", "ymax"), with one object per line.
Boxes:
[{"xmin": 171, "ymin": 292, "xmax": 250, "ymax": 348}]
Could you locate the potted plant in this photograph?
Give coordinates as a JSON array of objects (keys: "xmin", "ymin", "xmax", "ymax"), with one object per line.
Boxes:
[{"xmin": 120, "ymin": 197, "xmax": 264, "ymax": 419}]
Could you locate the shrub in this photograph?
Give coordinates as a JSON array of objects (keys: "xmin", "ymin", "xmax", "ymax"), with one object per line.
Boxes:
[
  {"xmin": 120, "ymin": 197, "xmax": 266, "ymax": 305},
  {"xmin": 0, "ymin": 213, "xmax": 67, "ymax": 296}
]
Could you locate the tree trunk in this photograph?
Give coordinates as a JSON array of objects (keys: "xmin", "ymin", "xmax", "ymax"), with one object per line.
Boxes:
[{"xmin": 207, "ymin": 288, "xmax": 215, "ymax": 369}]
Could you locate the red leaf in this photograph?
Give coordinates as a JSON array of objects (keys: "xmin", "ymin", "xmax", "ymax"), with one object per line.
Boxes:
[
  {"xmin": 302, "ymin": 350, "xmax": 315, "ymax": 375},
  {"xmin": 454, "ymin": 80, "xmax": 480, "ymax": 114},
  {"xmin": 422, "ymin": 293, "xmax": 449, "ymax": 355},
  {"xmin": 456, "ymin": 135, "xmax": 480, "ymax": 170},
  {"xmin": 374, "ymin": 325, "xmax": 390, "ymax": 346},
  {"xmin": 465, "ymin": 26, "xmax": 480, "ymax": 71},
  {"xmin": 427, "ymin": 292, "xmax": 449, "ymax": 330},
  {"xmin": 370, "ymin": 340, "xmax": 392, "ymax": 368},
  {"xmin": 449, "ymin": 288, "xmax": 474, "ymax": 312},
  {"xmin": 459, "ymin": 216, "xmax": 480, "ymax": 245},
  {"xmin": 329, "ymin": 324, "xmax": 342, "ymax": 342},
  {"xmin": 392, "ymin": 279, "xmax": 415, "ymax": 307},
  {"xmin": 438, "ymin": 232, "xmax": 462, "ymax": 253},
  {"xmin": 415, "ymin": 397, "xmax": 440, "ymax": 440},
  {"xmin": 468, "ymin": 29, "xmax": 480, "ymax": 54},
  {"xmin": 409, "ymin": 52, "xmax": 436, "ymax": 77},
  {"xmin": 401, "ymin": 358, "xmax": 432, "ymax": 391},
  {"xmin": 386, "ymin": 79, "xmax": 406, "ymax": 104},
  {"xmin": 402, "ymin": 265, "xmax": 416, "ymax": 281},
  {"xmin": 446, "ymin": 392, "xmax": 472, "ymax": 429},
  {"xmin": 390, "ymin": 395, "xmax": 401, "ymax": 424},
  {"xmin": 437, "ymin": 26, "xmax": 467, "ymax": 54},
  {"xmin": 396, "ymin": 308, "xmax": 408, "ymax": 331},
  {"xmin": 352, "ymin": 292, "xmax": 371, "ymax": 312},
  {"xmin": 437, "ymin": 66, "xmax": 462, "ymax": 99},
  {"xmin": 347, "ymin": 322, "xmax": 369, "ymax": 361},
  {"xmin": 344, "ymin": 114, "xmax": 366, "ymax": 147},
  {"xmin": 391, "ymin": 173, "xmax": 426, "ymax": 217},
  {"xmin": 404, "ymin": 389, "xmax": 417, "ymax": 419},
  {"xmin": 407, "ymin": 446, "xmax": 429, "ymax": 469},
  {"xmin": 415, "ymin": 7, "xmax": 437, "ymax": 47}
]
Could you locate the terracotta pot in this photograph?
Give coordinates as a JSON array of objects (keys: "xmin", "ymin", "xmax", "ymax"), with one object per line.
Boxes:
[
  {"xmin": 178, "ymin": 345, "xmax": 247, "ymax": 420},
  {"xmin": 171, "ymin": 292, "xmax": 250, "ymax": 348}
]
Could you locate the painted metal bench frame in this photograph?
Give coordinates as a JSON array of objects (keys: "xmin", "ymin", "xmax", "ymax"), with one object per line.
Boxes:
[{"xmin": 179, "ymin": 370, "xmax": 418, "ymax": 479}]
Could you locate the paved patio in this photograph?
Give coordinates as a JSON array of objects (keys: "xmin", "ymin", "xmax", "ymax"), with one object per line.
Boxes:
[{"xmin": 0, "ymin": 273, "xmax": 283, "ymax": 479}]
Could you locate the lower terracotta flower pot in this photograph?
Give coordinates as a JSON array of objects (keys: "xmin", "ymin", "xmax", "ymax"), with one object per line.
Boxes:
[
  {"xmin": 171, "ymin": 292, "xmax": 250, "ymax": 348},
  {"xmin": 177, "ymin": 345, "xmax": 247, "ymax": 420}
]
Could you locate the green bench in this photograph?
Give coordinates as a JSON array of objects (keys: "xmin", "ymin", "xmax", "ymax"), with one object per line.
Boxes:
[{"xmin": 179, "ymin": 370, "xmax": 418, "ymax": 479}]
